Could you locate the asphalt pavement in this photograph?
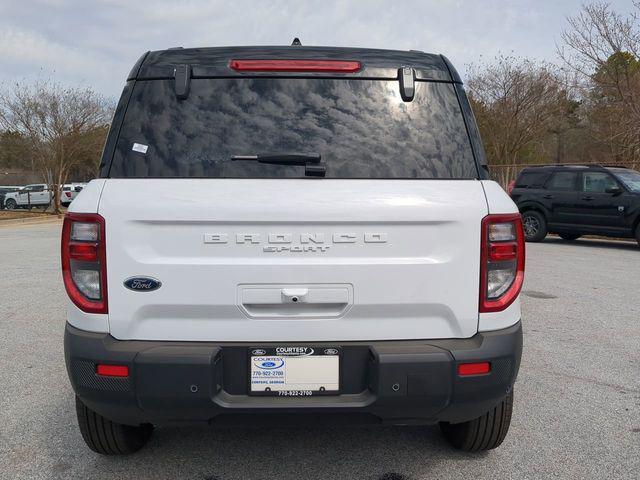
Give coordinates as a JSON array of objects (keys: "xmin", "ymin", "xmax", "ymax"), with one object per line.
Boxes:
[{"xmin": 0, "ymin": 222, "xmax": 638, "ymax": 479}]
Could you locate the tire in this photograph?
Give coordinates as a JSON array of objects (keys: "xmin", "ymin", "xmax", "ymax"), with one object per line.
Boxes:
[
  {"xmin": 521, "ymin": 210, "xmax": 547, "ymax": 242},
  {"xmin": 75, "ymin": 396, "xmax": 153, "ymax": 455},
  {"xmin": 439, "ymin": 390, "xmax": 514, "ymax": 452},
  {"xmin": 5, "ymin": 198, "xmax": 17, "ymax": 210},
  {"xmin": 61, "ymin": 202, "xmax": 70, "ymax": 208},
  {"xmin": 635, "ymin": 223, "xmax": 640, "ymax": 247},
  {"xmin": 558, "ymin": 233, "xmax": 580, "ymax": 241}
]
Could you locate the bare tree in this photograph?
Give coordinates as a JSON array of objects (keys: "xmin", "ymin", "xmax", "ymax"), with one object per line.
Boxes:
[
  {"xmin": 467, "ymin": 56, "xmax": 572, "ymax": 184},
  {"xmin": 0, "ymin": 130, "xmax": 31, "ymax": 169},
  {"xmin": 558, "ymin": 1, "xmax": 640, "ymax": 164},
  {"xmin": 0, "ymin": 80, "xmax": 112, "ymax": 213}
]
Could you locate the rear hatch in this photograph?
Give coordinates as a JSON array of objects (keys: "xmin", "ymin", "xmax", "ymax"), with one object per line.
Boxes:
[{"xmin": 99, "ymin": 49, "xmax": 487, "ymax": 341}]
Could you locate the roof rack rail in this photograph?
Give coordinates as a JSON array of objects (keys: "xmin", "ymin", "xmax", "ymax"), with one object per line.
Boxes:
[
  {"xmin": 518, "ymin": 164, "xmax": 606, "ymax": 170},
  {"xmin": 541, "ymin": 164, "xmax": 604, "ymax": 168}
]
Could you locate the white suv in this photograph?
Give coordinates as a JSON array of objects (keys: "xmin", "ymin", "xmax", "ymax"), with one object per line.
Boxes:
[
  {"xmin": 3, "ymin": 183, "xmax": 51, "ymax": 209},
  {"xmin": 62, "ymin": 45, "xmax": 524, "ymax": 455}
]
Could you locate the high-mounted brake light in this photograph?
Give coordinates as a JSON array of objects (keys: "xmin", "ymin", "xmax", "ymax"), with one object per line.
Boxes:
[
  {"xmin": 229, "ymin": 59, "xmax": 361, "ymax": 73},
  {"xmin": 479, "ymin": 213, "xmax": 525, "ymax": 313},
  {"xmin": 61, "ymin": 213, "xmax": 108, "ymax": 314}
]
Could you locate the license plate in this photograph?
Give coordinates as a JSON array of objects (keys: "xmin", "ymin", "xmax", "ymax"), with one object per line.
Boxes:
[{"xmin": 249, "ymin": 346, "xmax": 340, "ymax": 396}]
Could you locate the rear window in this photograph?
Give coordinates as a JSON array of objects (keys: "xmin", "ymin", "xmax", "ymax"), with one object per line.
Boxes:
[
  {"xmin": 515, "ymin": 171, "xmax": 549, "ymax": 188},
  {"xmin": 108, "ymin": 78, "xmax": 477, "ymax": 179}
]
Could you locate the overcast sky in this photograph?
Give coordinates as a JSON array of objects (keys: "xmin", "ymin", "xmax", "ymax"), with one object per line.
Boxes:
[{"xmin": 0, "ymin": 0, "xmax": 635, "ymax": 98}]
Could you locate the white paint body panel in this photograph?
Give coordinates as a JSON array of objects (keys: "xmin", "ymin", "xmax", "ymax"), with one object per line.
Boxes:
[
  {"xmin": 66, "ymin": 299, "xmax": 109, "ymax": 333},
  {"xmin": 478, "ymin": 296, "xmax": 521, "ymax": 332},
  {"xmin": 95, "ymin": 179, "xmax": 492, "ymax": 341},
  {"xmin": 481, "ymin": 180, "xmax": 518, "ymax": 215},
  {"xmin": 66, "ymin": 178, "xmax": 523, "ymax": 339},
  {"xmin": 67, "ymin": 179, "xmax": 106, "ymax": 214}
]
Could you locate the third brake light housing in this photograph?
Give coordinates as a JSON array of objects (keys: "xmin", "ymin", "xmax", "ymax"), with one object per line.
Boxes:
[{"xmin": 229, "ymin": 59, "xmax": 362, "ymax": 73}]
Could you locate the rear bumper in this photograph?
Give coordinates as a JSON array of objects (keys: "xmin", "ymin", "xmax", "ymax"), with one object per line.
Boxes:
[{"xmin": 64, "ymin": 322, "xmax": 522, "ymax": 426}]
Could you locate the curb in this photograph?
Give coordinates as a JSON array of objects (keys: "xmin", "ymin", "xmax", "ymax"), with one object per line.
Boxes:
[{"xmin": 0, "ymin": 216, "xmax": 64, "ymax": 227}]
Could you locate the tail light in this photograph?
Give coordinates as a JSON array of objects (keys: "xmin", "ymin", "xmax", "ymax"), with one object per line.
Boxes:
[
  {"xmin": 61, "ymin": 213, "xmax": 107, "ymax": 314},
  {"xmin": 507, "ymin": 180, "xmax": 516, "ymax": 195},
  {"xmin": 65, "ymin": 191, "xmax": 72, "ymax": 198},
  {"xmin": 229, "ymin": 59, "xmax": 361, "ymax": 73},
  {"xmin": 479, "ymin": 214, "xmax": 525, "ymax": 313}
]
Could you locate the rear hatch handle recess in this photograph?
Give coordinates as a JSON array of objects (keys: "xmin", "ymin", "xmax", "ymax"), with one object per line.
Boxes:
[{"xmin": 231, "ymin": 153, "xmax": 326, "ymax": 177}]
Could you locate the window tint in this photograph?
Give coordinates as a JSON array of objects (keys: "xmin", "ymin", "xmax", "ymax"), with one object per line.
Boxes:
[
  {"xmin": 582, "ymin": 172, "xmax": 618, "ymax": 193},
  {"xmin": 515, "ymin": 171, "xmax": 549, "ymax": 188},
  {"xmin": 546, "ymin": 172, "xmax": 578, "ymax": 191},
  {"xmin": 109, "ymin": 78, "xmax": 477, "ymax": 179}
]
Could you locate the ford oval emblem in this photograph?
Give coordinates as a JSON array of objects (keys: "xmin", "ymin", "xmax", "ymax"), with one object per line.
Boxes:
[
  {"xmin": 253, "ymin": 358, "xmax": 285, "ymax": 369},
  {"xmin": 123, "ymin": 277, "xmax": 162, "ymax": 292},
  {"xmin": 252, "ymin": 349, "xmax": 266, "ymax": 356}
]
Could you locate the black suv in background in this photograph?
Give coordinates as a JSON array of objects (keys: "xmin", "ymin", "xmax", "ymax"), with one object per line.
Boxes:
[{"xmin": 510, "ymin": 165, "xmax": 640, "ymax": 245}]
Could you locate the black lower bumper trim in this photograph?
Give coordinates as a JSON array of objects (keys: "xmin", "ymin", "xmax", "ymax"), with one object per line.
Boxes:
[{"xmin": 65, "ymin": 322, "xmax": 522, "ymax": 426}]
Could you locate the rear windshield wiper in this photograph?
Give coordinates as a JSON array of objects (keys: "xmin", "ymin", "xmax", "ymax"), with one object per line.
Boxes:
[{"xmin": 231, "ymin": 153, "xmax": 325, "ymax": 177}]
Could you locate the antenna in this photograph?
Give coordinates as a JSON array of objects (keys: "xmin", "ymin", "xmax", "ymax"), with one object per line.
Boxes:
[{"xmin": 291, "ymin": 37, "xmax": 302, "ymax": 46}]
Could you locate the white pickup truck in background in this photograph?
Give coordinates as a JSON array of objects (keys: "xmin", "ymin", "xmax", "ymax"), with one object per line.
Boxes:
[
  {"xmin": 2, "ymin": 183, "xmax": 52, "ymax": 209},
  {"xmin": 2, "ymin": 183, "xmax": 87, "ymax": 209}
]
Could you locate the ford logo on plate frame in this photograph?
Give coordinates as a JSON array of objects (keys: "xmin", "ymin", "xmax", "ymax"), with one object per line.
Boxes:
[{"xmin": 123, "ymin": 277, "xmax": 162, "ymax": 292}]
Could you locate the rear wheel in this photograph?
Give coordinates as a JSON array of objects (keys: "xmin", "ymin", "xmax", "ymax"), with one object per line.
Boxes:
[
  {"xmin": 635, "ymin": 223, "xmax": 640, "ymax": 247},
  {"xmin": 5, "ymin": 199, "xmax": 17, "ymax": 210},
  {"xmin": 558, "ymin": 233, "xmax": 580, "ymax": 241},
  {"xmin": 522, "ymin": 211, "xmax": 547, "ymax": 242},
  {"xmin": 75, "ymin": 396, "xmax": 153, "ymax": 455},
  {"xmin": 439, "ymin": 390, "xmax": 514, "ymax": 452}
]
